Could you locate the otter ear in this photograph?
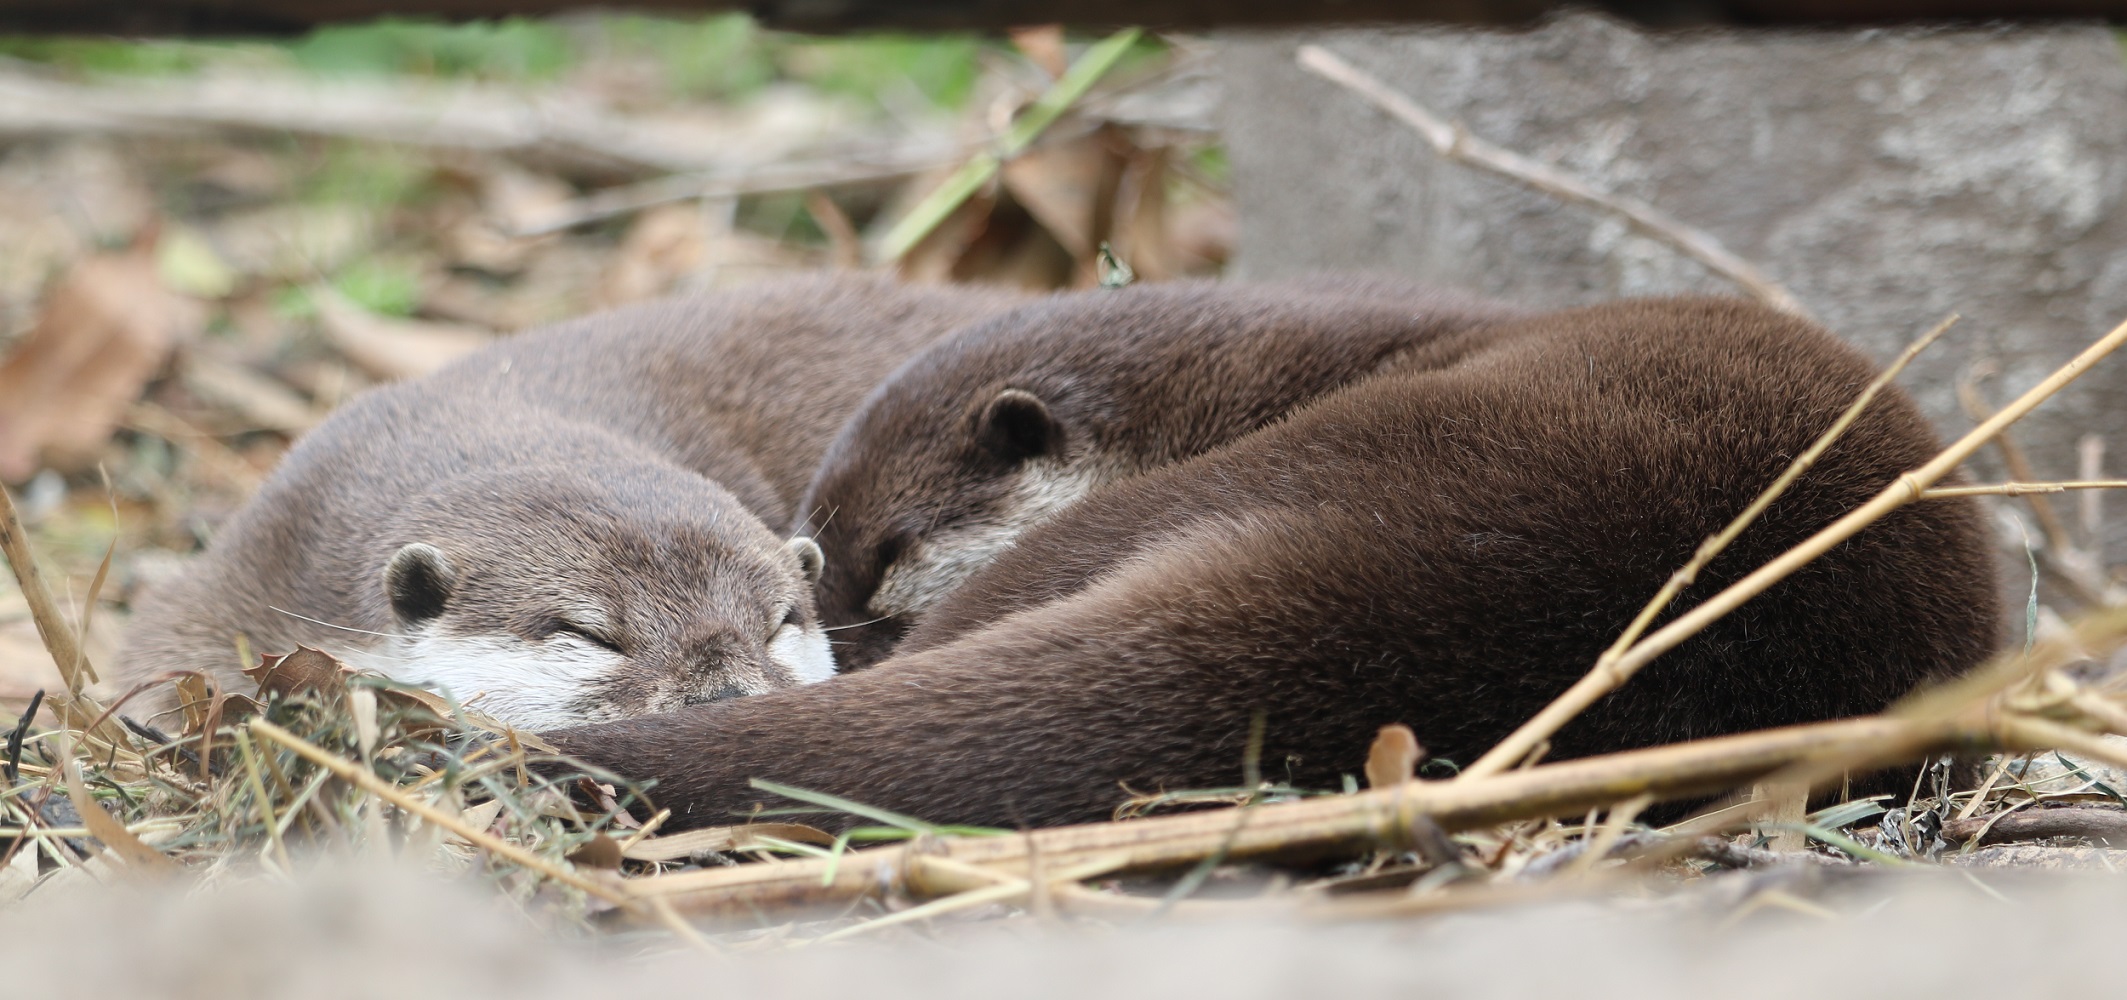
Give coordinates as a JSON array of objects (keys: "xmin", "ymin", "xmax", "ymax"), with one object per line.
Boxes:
[
  {"xmin": 786, "ymin": 536, "xmax": 825, "ymax": 586},
  {"xmin": 979, "ymin": 388, "xmax": 1060, "ymax": 463},
  {"xmin": 384, "ymin": 543, "xmax": 455, "ymax": 623}
]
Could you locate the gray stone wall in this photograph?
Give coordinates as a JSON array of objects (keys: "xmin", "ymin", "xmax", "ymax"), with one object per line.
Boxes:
[{"xmin": 1219, "ymin": 15, "xmax": 2127, "ymax": 561}]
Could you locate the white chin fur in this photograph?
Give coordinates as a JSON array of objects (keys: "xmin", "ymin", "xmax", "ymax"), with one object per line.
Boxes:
[
  {"xmin": 869, "ymin": 459, "xmax": 1100, "ymax": 618},
  {"xmin": 768, "ymin": 622, "xmax": 836, "ymax": 684},
  {"xmin": 341, "ymin": 632, "xmax": 623, "ymax": 731}
]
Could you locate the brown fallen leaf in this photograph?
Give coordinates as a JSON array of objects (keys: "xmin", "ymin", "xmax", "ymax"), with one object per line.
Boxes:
[
  {"xmin": 244, "ymin": 645, "xmax": 355, "ymax": 704},
  {"xmin": 1364, "ymin": 723, "xmax": 1422, "ymax": 791},
  {"xmin": 0, "ymin": 225, "xmax": 202, "ymax": 482},
  {"xmin": 310, "ymin": 285, "xmax": 492, "ymax": 381},
  {"xmin": 999, "ymin": 126, "xmax": 1129, "ymax": 266},
  {"xmin": 1010, "ymin": 25, "xmax": 1070, "ymax": 79},
  {"xmin": 565, "ymin": 833, "xmax": 624, "ymax": 870},
  {"xmin": 597, "ymin": 202, "xmax": 712, "ymax": 306},
  {"xmin": 62, "ymin": 746, "xmax": 180, "ymax": 877},
  {"xmin": 180, "ymin": 352, "xmax": 323, "ymax": 433}
]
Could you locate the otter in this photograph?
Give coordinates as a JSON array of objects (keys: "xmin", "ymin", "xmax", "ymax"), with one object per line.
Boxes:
[
  {"xmin": 547, "ymin": 295, "xmax": 2001, "ymax": 830},
  {"xmin": 119, "ymin": 277, "xmax": 1023, "ymax": 729},
  {"xmin": 796, "ymin": 279, "xmax": 1529, "ymax": 667}
]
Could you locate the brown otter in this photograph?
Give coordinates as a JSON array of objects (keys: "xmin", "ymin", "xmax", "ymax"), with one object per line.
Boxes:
[
  {"xmin": 796, "ymin": 278, "xmax": 1529, "ymax": 668},
  {"xmin": 119, "ymin": 277, "xmax": 1022, "ymax": 729},
  {"xmin": 547, "ymin": 295, "xmax": 2001, "ymax": 830}
]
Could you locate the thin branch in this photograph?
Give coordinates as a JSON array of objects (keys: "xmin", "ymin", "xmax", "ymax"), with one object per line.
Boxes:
[
  {"xmin": 1921, "ymin": 480, "xmax": 2127, "ymax": 499},
  {"xmin": 0, "ymin": 68, "xmax": 924, "ymax": 180},
  {"xmin": 1958, "ymin": 372, "xmax": 2078, "ymax": 548},
  {"xmin": 1295, "ymin": 45, "xmax": 1811, "ymax": 320},
  {"xmin": 1463, "ymin": 313, "xmax": 2127, "ymax": 782},
  {"xmin": 1943, "ymin": 804, "xmax": 2127, "ymax": 846},
  {"xmin": 509, "ymin": 140, "xmax": 973, "ymax": 238}
]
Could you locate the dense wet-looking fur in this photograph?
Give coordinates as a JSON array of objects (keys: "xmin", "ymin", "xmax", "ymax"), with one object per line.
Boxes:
[
  {"xmin": 551, "ymin": 296, "xmax": 2001, "ymax": 830},
  {"xmin": 796, "ymin": 278, "xmax": 1529, "ymax": 668}
]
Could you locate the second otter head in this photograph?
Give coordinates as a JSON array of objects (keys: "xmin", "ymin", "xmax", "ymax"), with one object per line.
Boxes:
[
  {"xmin": 798, "ymin": 345, "xmax": 1115, "ymax": 669},
  {"xmin": 352, "ymin": 464, "xmax": 832, "ymax": 729}
]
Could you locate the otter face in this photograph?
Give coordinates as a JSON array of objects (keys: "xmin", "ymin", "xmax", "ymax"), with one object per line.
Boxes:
[
  {"xmin": 799, "ymin": 384, "xmax": 1106, "ymax": 668},
  {"xmin": 346, "ymin": 470, "xmax": 835, "ymax": 730}
]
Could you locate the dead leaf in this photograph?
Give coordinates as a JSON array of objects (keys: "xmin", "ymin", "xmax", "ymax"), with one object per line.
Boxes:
[
  {"xmin": 349, "ymin": 686, "xmax": 380, "ymax": 757},
  {"xmin": 598, "ymin": 202, "xmax": 712, "ymax": 306},
  {"xmin": 243, "ymin": 645, "xmax": 354, "ymax": 704},
  {"xmin": 1106, "ymin": 147, "xmax": 1176, "ymax": 281},
  {"xmin": 180, "ymin": 352, "xmax": 323, "ymax": 432},
  {"xmin": 476, "ymin": 163, "xmax": 577, "ymax": 238},
  {"xmin": 311, "ymin": 285, "xmax": 492, "ymax": 381},
  {"xmin": 1165, "ymin": 194, "xmax": 1235, "ymax": 275},
  {"xmin": 1365, "ymin": 723, "xmax": 1422, "ymax": 790},
  {"xmin": 566, "ymin": 833, "xmax": 623, "ymax": 870},
  {"xmin": 804, "ymin": 191, "xmax": 863, "ymax": 270},
  {"xmin": 0, "ymin": 226, "xmax": 202, "ymax": 481},
  {"xmin": 61, "ymin": 737, "xmax": 180, "ymax": 877},
  {"xmin": 998, "ymin": 127, "xmax": 1129, "ymax": 264},
  {"xmin": 1010, "ymin": 25, "xmax": 1069, "ymax": 79}
]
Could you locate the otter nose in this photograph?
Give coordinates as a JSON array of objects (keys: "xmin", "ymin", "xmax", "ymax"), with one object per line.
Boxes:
[{"xmin": 676, "ymin": 627, "xmax": 775, "ymax": 703}]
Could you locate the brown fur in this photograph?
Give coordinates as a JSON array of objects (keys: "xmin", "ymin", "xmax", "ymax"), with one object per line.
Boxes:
[
  {"xmin": 119, "ymin": 277, "xmax": 1022, "ymax": 726},
  {"xmin": 549, "ymin": 295, "xmax": 2001, "ymax": 830},
  {"xmin": 797, "ymin": 277, "xmax": 1527, "ymax": 668}
]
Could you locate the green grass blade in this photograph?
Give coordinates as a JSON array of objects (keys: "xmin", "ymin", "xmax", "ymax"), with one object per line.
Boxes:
[
  {"xmin": 748, "ymin": 778, "xmax": 940, "ymax": 833},
  {"xmin": 877, "ymin": 27, "xmax": 1142, "ymax": 261}
]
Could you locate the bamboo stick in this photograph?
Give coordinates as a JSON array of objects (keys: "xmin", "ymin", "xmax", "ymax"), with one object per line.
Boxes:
[{"xmin": 626, "ymin": 711, "xmax": 2006, "ymax": 918}]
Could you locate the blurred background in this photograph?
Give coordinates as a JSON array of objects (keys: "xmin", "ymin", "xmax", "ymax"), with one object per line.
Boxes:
[{"xmin": 0, "ymin": 19, "xmax": 1231, "ymax": 712}]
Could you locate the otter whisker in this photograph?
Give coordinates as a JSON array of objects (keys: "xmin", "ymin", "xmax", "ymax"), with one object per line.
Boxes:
[
  {"xmin": 823, "ymin": 614, "xmax": 896, "ymax": 632},
  {"xmin": 798, "ymin": 503, "xmax": 840, "ymax": 536},
  {"xmin": 266, "ymin": 606, "xmax": 406, "ymax": 639}
]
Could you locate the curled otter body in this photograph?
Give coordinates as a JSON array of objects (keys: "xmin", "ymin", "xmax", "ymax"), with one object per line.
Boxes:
[
  {"xmin": 797, "ymin": 278, "xmax": 1528, "ymax": 667},
  {"xmin": 551, "ymin": 293, "xmax": 2001, "ymax": 830},
  {"xmin": 120, "ymin": 277, "xmax": 1022, "ymax": 729}
]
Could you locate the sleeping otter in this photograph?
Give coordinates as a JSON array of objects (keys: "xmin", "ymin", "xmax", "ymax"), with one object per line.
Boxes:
[
  {"xmin": 797, "ymin": 278, "xmax": 1528, "ymax": 668},
  {"xmin": 118, "ymin": 277, "xmax": 1022, "ymax": 729},
  {"xmin": 548, "ymin": 293, "xmax": 2001, "ymax": 829}
]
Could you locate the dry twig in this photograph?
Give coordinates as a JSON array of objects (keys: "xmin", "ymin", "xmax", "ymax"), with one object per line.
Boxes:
[
  {"xmin": 1921, "ymin": 480, "xmax": 2127, "ymax": 500},
  {"xmin": 1295, "ymin": 45, "xmax": 1810, "ymax": 319}
]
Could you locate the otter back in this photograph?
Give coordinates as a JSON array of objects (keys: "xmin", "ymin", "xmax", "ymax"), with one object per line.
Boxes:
[{"xmin": 550, "ymin": 294, "xmax": 2001, "ymax": 830}]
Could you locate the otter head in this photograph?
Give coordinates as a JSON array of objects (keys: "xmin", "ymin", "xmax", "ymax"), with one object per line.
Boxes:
[
  {"xmin": 355, "ymin": 465, "xmax": 833, "ymax": 730},
  {"xmin": 798, "ymin": 365, "xmax": 1114, "ymax": 668}
]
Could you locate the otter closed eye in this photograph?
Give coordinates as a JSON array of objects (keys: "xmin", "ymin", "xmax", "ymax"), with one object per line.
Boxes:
[{"xmin": 545, "ymin": 620, "xmax": 623, "ymax": 654}]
